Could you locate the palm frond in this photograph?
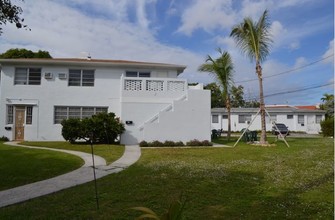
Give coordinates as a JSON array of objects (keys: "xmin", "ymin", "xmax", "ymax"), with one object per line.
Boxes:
[{"xmin": 230, "ymin": 9, "xmax": 272, "ymax": 63}]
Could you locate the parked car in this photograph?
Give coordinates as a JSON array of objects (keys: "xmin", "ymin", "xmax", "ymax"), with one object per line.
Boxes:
[{"xmin": 272, "ymin": 123, "xmax": 289, "ymax": 136}]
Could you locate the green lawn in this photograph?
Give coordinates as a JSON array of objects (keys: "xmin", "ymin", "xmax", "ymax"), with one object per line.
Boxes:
[
  {"xmin": 0, "ymin": 138, "xmax": 333, "ymax": 219},
  {"xmin": 21, "ymin": 141, "xmax": 125, "ymax": 164},
  {"xmin": 0, "ymin": 142, "xmax": 83, "ymax": 191}
]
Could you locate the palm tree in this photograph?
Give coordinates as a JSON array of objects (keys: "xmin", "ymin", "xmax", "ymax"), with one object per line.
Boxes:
[
  {"xmin": 198, "ymin": 48, "xmax": 234, "ymax": 140},
  {"xmin": 230, "ymin": 10, "xmax": 273, "ymax": 145}
]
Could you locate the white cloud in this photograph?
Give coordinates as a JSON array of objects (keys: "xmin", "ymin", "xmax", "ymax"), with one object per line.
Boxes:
[
  {"xmin": 177, "ymin": 0, "xmax": 236, "ymax": 35},
  {"xmin": 240, "ymin": 0, "xmax": 272, "ymax": 19},
  {"xmin": 269, "ymin": 21, "xmax": 287, "ymax": 48},
  {"xmin": 322, "ymin": 39, "xmax": 334, "ymax": 63},
  {"xmin": 293, "ymin": 57, "xmax": 308, "ymax": 69},
  {"xmin": 0, "ymin": 0, "xmax": 207, "ymax": 83},
  {"xmin": 289, "ymin": 41, "xmax": 300, "ymax": 50}
]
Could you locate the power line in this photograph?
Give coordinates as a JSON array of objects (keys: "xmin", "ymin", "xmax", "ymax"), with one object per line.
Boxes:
[
  {"xmin": 244, "ymin": 82, "xmax": 333, "ymax": 101},
  {"xmin": 264, "ymin": 82, "xmax": 333, "ymax": 98},
  {"xmin": 235, "ymin": 54, "xmax": 334, "ymax": 84}
]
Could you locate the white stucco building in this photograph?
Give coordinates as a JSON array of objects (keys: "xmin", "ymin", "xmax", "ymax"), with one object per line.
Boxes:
[
  {"xmin": 211, "ymin": 106, "xmax": 326, "ymax": 134},
  {"xmin": 0, "ymin": 58, "xmax": 211, "ymax": 144}
]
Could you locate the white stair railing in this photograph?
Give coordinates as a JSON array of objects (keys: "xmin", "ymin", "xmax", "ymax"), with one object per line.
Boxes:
[{"xmin": 138, "ymin": 94, "xmax": 187, "ymax": 131}]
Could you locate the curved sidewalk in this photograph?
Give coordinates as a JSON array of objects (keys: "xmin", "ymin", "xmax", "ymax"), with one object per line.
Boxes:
[{"xmin": 0, "ymin": 142, "xmax": 141, "ymax": 208}]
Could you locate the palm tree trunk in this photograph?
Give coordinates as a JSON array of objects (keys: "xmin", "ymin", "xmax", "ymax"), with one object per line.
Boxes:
[
  {"xmin": 256, "ymin": 62, "xmax": 267, "ymax": 144},
  {"xmin": 226, "ymin": 94, "xmax": 231, "ymax": 141}
]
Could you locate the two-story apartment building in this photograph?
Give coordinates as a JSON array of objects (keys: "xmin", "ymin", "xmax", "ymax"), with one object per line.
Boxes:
[{"xmin": 0, "ymin": 58, "xmax": 211, "ymax": 144}]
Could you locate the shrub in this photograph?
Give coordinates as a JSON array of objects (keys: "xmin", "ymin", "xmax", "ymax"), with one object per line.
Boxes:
[
  {"xmin": 201, "ymin": 140, "xmax": 213, "ymax": 146},
  {"xmin": 175, "ymin": 141, "xmax": 185, "ymax": 146},
  {"xmin": 61, "ymin": 118, "xmax": 83, "ymax": 144},
  {"xmin": 186, "ymin": 139, "xmax": 212, "ymax": 146},
  {"xmin": 151, "ymin": 140, "xmax": 164, "ymax": 147},
  {"xmin": 61, "ymin": 112, "xmax": 125, "ymax": 144},
  {"xmin": 0, "ymin": 136, "xmax": 9, "ymax": 141},
  {"xmin": 321, "ymin": 117, "xmax": 334, "ymax": 137},
  {"xmin": 139, "ymin": 141, "xmax": 149, "ymax": 147},
  {"xmin": 164, "ymin": 140, "xmax": 176, "ymax": 146},
  {"xmin": 186, "ymin": 139, "xmax": 202, "ymax": 146}
]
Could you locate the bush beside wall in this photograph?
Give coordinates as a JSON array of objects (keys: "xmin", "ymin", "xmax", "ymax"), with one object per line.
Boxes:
[
  {"xmin": 140, "ymin": 139, "xmax": 212, "ymax": 147},
  {"xmin": 320, "ymin": 117, "xmax": 334, "ymax": 137},
  {"xmin": 61, "ymin": 112, "xmax": 125, "ymax": 144}
]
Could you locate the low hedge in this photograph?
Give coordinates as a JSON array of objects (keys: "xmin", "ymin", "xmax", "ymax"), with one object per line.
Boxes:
[{"xmin": 139, "ymin": 139, "xmax": 212, "ymax": 147}]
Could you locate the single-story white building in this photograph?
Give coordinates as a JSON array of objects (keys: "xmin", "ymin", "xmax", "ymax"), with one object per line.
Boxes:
[
  {"xmin": 211, "ymin": 106, "xmax": 326, "ymax": 134},
  {"xmin": 0, "ymin": 58, "xmax": 211, "ymax": 144}
]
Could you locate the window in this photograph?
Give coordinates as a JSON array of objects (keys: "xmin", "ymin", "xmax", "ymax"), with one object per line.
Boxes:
[
  {"xmin": 238, "ymin": 114, "xmax": 251, "ymax": 123},
  {"xmin": 54, "ymin": 106, "xmax": 108, "ymax": 124},
  {"xmin": 222, "ymin": 115, "xmax": 228, "ymax": 119},
  {"xmin": 298, "ymin": 115, "xmax": 304, "ymax": 124},
  {"xmin": 68, "ymin": 69, "xmax": 94, "ymax": 86},
  {"xmin": 212, "ymin": 115, "xmax": 218, "ymax": 123},
  {"xmin": 15, "ymin": 68, "xmax": 41, "ymax": 85},
  {"xmin": 287, "ymin": 115, "xmax": 293, "ymax": 119},
  {"xmin": 26, "ymin": 106, "xmax": 33, "ymax": 124},
  {"xmin": 316, "ymin": 115, "xmax": 322, "ymax": 123},
  {"xmin": 126, "ymin": 71, "xmax": 151, "ymax": 78},
  {"xmin": 6, "ymin": 106, "xmax": 33, "ymax": 124},
  {"xmin": 6, "ymin": 105, "xmax": 13, "ymax": 124}
]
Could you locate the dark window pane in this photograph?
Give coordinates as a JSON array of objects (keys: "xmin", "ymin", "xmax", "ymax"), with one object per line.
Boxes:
[
  {"xmin": 139, "ymin": 72, "xmax": 150, "ymax": 77},
  {"xmin": 126, "ymin": 71, "xmax": 138, "ymax": 77}
]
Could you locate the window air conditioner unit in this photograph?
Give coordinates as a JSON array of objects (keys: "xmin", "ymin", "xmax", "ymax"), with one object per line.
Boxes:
[
  {"xmin": 58, "ymin": 73, "xmax": 67, "ymax": 79},
  {"xmin": 44, "ymin": 72, "xmax": 53, "ymax": 79}
]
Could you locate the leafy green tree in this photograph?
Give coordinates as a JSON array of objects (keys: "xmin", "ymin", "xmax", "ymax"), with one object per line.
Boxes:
[
  {"xmin": 245, "ymin": 99, "xmax": 260, "ymax": 108},
  {"xmin": 204, "ymin": 82, "xmax": 224, "ymax": 108},
  {"xmin": 320, "ymin": 93, "xmax": 334, "ymax": 119},
  {"xmin": 82, "ymin": 112, "xmax": 125, "ymax": 144},
  {"xmin": 0, "ymin": 0, "xmax": 28, "ymax": 34},
  {"xmin": 61, "ymin": 112, "xmax": 125, "ymax": 144},
  {"xmin": 199, "ymin": 48, "xmax": 234, "ymax": 140},
  {"xmin": 0, "ymin": 48, "xmax": 52, "ymax": 58},
  {"xmin": 230, "ymin": 10, "xmax": 273, "ymax": 145},
  {"xmin": 230, "ymin": 85, "xmax": 245, "ymax": 107}
]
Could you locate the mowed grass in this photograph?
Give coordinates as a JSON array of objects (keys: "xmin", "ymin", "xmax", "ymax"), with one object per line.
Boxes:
[
  {"xmin": 21, "ymin": 141, "xmax": 125, "ymax": 164},
  {"xmin": 0, "ymin": 142, "xmax": 83, "ymax": 191},
  {"xmin": 0, "ymin": 138, "xmax": 333, "ymax": 219}
]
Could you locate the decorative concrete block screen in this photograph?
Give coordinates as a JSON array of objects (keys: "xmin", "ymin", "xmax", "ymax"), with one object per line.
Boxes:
[
  {"xmin": 167, "ymin": 81, "xmax": 185, "ymax": 91},
  {"xmin": 146, "ymin": 80, "xmax": 164, "ymax": 91},
  {"xmin": 124, "ymin": 79, "xmax": 142, "ymax": 91},
  {"xmin": 124, "ymin": 78, "xmax": 186, "ymax": 92}
]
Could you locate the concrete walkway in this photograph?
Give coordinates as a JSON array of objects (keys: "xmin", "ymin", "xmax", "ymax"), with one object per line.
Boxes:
[{"xmin": 0, "ymin": 142, "xmax": 141, "ymax": 208}]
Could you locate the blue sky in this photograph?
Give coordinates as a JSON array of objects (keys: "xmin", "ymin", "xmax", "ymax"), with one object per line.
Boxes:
[{"xmin": 0, "ymin": 0, "xmax": 333, "ymax": 105}]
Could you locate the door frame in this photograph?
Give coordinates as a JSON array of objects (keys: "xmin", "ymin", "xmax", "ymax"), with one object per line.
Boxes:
[{"xmin": 14, "ymin": 106, "xmax": 26, "ymax": 141}]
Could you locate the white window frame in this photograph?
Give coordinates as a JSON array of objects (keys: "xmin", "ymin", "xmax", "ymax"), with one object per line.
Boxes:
[
  {"xmin": 6, "ymin": 105, "xmax": 14, "ymax": 124},
  {"xmin": 287, "ymin": 115, "xmax": 293, "ymax": 119},
  {"xmin": 125, "ymin": 71, "xmax": 151, "ymax": 78},
  {"xmin": 14, "ymin": 67, "xmax": 42, "ymax": 85},
  {"xmin": 26, "ymin": 106, "xmax": 33, "ymax": 125},
  {"xmin": 54, "ymin": 106, "xmax": 108, "ymax": 124},
  {"xmin": 298, "ymin": 115, "xmax": 304, "ymax": 124},
  {"xmin": 212, "ymin": 115, "xmax": 219, "ymax": 123},
  {"xmin": 68, "ymin": 69, "xmax": 95, "ymax": 86},
  {"xmin": 238, "ymin": 114, "xmax": 251, "ymax": 123}
]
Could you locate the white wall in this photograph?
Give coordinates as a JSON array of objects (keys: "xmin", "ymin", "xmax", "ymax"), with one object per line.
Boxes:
[
  {"xmin": 211, "ymin": 110, "xmax": 324, "ymax": 134},
  {"xmin": 142, "ymin": 89, "xmax": 211, "ymax": 143}
]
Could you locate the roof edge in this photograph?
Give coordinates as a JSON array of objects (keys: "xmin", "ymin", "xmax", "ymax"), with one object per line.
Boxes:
[{"xmin": 0, "ymin": 58, "xmax": 187, "ymax": 74}]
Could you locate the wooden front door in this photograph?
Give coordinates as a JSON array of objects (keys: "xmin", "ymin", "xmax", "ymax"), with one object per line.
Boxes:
[{"xmin": 15, "ymin": 106, "xmax": 25, "ymax": 141}]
